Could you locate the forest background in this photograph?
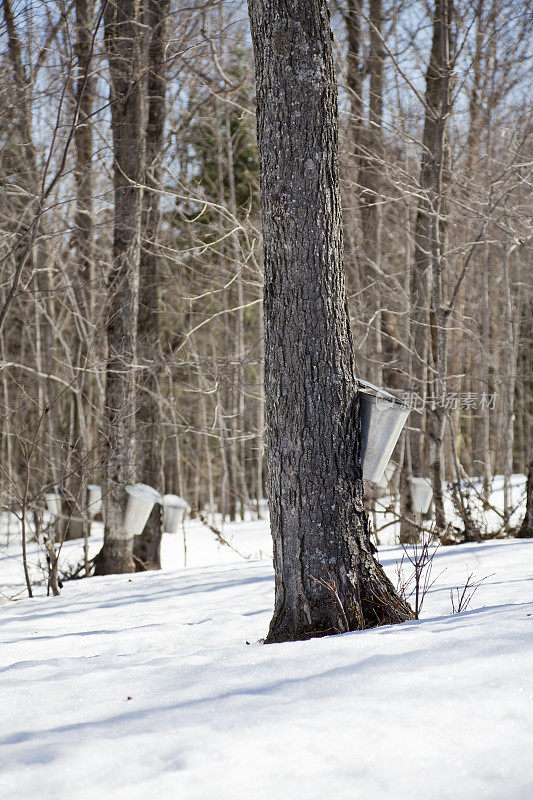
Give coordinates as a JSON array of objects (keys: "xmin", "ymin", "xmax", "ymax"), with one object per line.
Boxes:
[{"xmin": 0, "ymin": 0, "xmax": 531, "ymax": 574}]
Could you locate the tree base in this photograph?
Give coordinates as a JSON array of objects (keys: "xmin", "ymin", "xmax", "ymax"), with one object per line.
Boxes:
[
  {"xmin": 265, "ymin": 558, "xmax": 413, "ymax": 644},
  {"xmin": 93, "ymin": 542, "xmax": 135, "ymax": 575},
  {"xmin": 133, "ymin": 555, "xmax": 160, "ymax": 572}
]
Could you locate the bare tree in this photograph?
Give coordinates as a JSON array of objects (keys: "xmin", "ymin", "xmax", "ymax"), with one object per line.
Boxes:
[
  {"xmin": 133, "ymin": 0, "xmax": 170, "ymax": 571},
  {"xmin": 65, "ymin": 0, "xmax": 97, "ymax": 540},
  {"xmin": 248, "ymin": 0, "xmax": 412, "ymax": 642},
  {"xmin": 411, "ymin": 0, "xmax": 454, "ymax": 534},
  {"xmin": 95, "ymin": 0, "xmax": 145, "ymax": 575}
]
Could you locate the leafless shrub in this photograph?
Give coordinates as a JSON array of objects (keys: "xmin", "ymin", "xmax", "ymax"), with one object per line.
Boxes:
[
  {"xmin": 450, "ymin": 571, "xmax": 491, "ymax": 613},
  {"xmin": 397, "ymin": 535, "xmax": 444, "ymax": 620}
]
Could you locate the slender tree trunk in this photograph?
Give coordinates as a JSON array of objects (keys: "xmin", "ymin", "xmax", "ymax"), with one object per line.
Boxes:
[
  {"xmin": 344, "ymin": 0, "xmax": 383, "ymax": 383},
  {"xmin": 167, "ymin": 368, "xmax": 184, "ymax": 498},
  {"xmin": 358, "ymin": 0, "xmax": 384, "ymax": 385},
  {"xmin": 133, "ymin": 0, "xmax": 170, "ymax": 571},
  {"xmin": 0, "ymin": 334, "xmax": 15, "ymax": 515},
  {"xmin": 213, "ymin": 100, "xmax": 238, "ymax": 522},
  {"xmin": 95, "ymin": 0, "xmax": 144, "ymax": 575},
  {"xmin": 400, "ymin": 202, "xmax": 419, "ymax": 542},
  {"xmin": 256, "ymin": 298, "xmax": 265, "ymax": 517},
  {"xmin": 341, "ymin": 0, "xmax": 365, "ymax": 350},
  {"xmin": 216, "ymin": 379, "xmax": 230, "ymax": 524},
  {"xmin": 65, "ymin": 0, "xmax": 96, "ymax": 540},
  {"xmin": 73, "ymin": 0, "xmax": 95, "ymax": 326},
  {"xmin": 413, "ymin": 0, "xmax": 454, "ymax": 534},
  {"xmin": 517, "ymin": 460, "xmax": 533, "ymax": 538},
  {"xmin": 192, "ymin": 341, "xmax": 216, "ymax": 522},
  {"xmin": 345, "ymin": 0, "xmax": 363, "ymax": 132},
  {"xmin": 500, "ymin": 241, "xmax": 518, "ymax": 531},
  {"xmin": 248, "ymin": 0, "xmax": 412, "ymax": 642},
  {"xmin": 448, "ymin": 1, "xmax": 484, "ymax": 476},
  {"xmin": 410, "ymin": 2, "xmax": 454, "ymax": 479},
  {"xmin": 480, "ymin": 238, "xmax": 492, "ymax": 497},
  {"xmin": 225, "ymin": 106, "xmax": 251, "ymax": 520}
]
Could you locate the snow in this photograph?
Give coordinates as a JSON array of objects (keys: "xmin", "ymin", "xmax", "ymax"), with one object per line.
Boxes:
[{"xmin": 1, "ymin": 487, "xmax": 532, "ymax": 799}]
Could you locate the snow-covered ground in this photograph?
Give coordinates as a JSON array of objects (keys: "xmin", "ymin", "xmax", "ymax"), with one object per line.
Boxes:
[
  {"xmin": 1, "ymin": 483, "xmax": 532, "ymax": 799},
  {"xmin": 0, "ymin": 474, "xmax": 526, "ymax": 597}
]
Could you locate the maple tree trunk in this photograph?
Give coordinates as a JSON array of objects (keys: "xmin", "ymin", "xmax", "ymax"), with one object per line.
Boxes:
[{"xmin": 248, "ymin": 0, "xmax": 412, "ymax": 642}]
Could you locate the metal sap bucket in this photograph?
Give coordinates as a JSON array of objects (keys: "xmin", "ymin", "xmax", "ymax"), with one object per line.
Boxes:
[
  {"xmin": 409, "ymin": 476, "xmax": 433, "ymax": 514},
  {"xmin": 358, "ymin": 379, "xmax": 411, "ymax": 484},
  {"xmin": 123, "ymin": 484, "xmax": 163, "ymax": 537},
  {"xmin": 45, "ymin": 490, "xmax": 63, "ymax": 517},
  {"xmin": 162, "ymin": 494, "xmax": 190, "ymax": 534},
  {"xmin": 87, "ymin": 484, "xmax": 102, "ymax": 517}
]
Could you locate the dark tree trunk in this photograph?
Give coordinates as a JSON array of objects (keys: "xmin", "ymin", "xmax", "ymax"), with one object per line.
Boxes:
[
  {"xmin": 345, "ymin": 0, "xmax": 363, "ymax": 129},
  {"xmin": 95, "ymin": 0, "xmax": 144, "ymax": 575},
  {"xmin": 357, "ymin": 0, "xmax": 385, "ymax": 385},
  {"xmin": 517, "ymin": 460, "xmax": 533, "ymax": 538},
  {"xmin": 248, "ymin": 0, "xmax": 412, "ymax": 643},
  {"xmin": 426, "ymin": 0, "xmax": 453, "ymax": 535},
  {"xmin": 410, "ymin": 0, "xmax": 453, "ymax": 478},
  {"xmin": 411, "ymin": 0, "xmax": 453, "ymax": 535},
  {"xmin": 133, "ymin": 0, "xmax": 169, "ymax": 571},
  {"xmin": 74, "ymin": 0, "xmax": 95, "ymax": 295},
  {"xmin": 66, "ymin": 0, "xmax": 96, "ymax": 540}
]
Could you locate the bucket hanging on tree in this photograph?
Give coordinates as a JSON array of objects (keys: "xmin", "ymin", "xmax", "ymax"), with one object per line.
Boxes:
[
  {"xmin": 162, "ymin": 495, "xmax": 190, "ymax": 534},
  {"xmin": 123, "ymin": 484, "xmax": 163, "ymax": 537},
  {"xmin": 357, "ymin": 379, "xmax": 411, "ymax": 484}
]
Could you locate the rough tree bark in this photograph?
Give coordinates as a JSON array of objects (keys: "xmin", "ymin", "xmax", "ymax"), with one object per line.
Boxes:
[
  {"xmin": 95, "ymin": 0, "xmax": 144, "ymax": 575},
  {"xmin": 248, "ymin": 0, "xmax": 412, "ymax": 643},
  {"xmin": 132, "ymin": 0, "xmax": 170, "ymax": 571}
]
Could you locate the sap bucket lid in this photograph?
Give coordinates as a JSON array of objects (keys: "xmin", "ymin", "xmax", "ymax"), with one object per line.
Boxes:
[
  {"xmin": 125, "ymin": 483, "xmax": 163, "ymax": 504},
  {"xmin": 356, "ymin": 378, "xmax": 412, "ymax": 409},
  {"xmin": 163, "ymin": 494, "xmax": 190, "ymax": 510}
]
